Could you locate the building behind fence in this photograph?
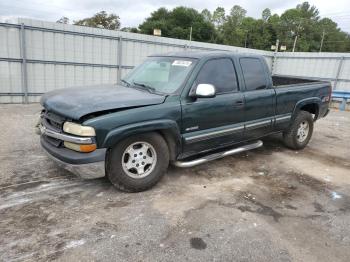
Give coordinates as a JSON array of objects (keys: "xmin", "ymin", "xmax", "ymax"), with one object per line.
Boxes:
[{"xmin": 0, "ymin": 18, "xmax": 349, "ymax": 103}]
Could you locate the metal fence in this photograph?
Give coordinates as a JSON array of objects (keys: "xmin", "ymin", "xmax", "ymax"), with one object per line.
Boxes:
[
  {"xmin": 0, "ymin": 18, "xmax": 349, "ymax": 103},
  {"xmin": 273, "ymin": 52, "xmax": 350, "ymax": 92}
]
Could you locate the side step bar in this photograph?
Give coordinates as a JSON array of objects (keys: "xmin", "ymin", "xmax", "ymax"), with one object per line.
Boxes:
[{"xmin": 173, "ymin": 140, "xmax": 263, "ymax": 168}]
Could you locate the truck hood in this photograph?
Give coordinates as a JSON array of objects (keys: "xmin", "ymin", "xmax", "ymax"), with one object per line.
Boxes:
[{"xmin": 40, "ymin": 84, "xmax": 166, "ymax": 120}]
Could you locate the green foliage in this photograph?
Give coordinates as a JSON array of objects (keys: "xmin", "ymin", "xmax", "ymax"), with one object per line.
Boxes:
[
  {"xmin": 121, "ymin": 27, "xmax": 139, "ymax": 33},
  {"xmin": 212, "ymin": 7, "xmax": 226, "ymax": 28},
  {"xmin": 262, "ymin": 8, "xmax": 271, "ymax": 22},
  {"xmin": 201, "ymin": 9, "xmax": 212, "ymax": 22},
  {"xmin": 58, "ymin": 2, "xmax": 350, "ymax": 52},
  {"xmin": 138, "ymin": 7, "xmax": 217, "ymax": 42},
  {"xmin": 138, "ymin": 2, "xmax": 349, "ymax": 52},
  {"xmin": 56, "ymin": 17, "xmax": 69, "ymax": 24},
  {"xmin": 74, "ymin": 11, "xmax": 120, "ymax": 30}
]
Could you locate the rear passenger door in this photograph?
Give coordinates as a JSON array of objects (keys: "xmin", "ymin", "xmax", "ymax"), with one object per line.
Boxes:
[
  {"xmin": 181, "ymin": 57, "xmax": 245, "ymax": 155},
  {"xmin": 239, "ymin": 57, "xmax": 275, "ymax": 140}
]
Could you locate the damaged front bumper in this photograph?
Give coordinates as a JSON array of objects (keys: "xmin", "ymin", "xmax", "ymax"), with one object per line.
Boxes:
[{"xmin": 39, "ymin": 131, "xmax": 106, "ymax": 179}]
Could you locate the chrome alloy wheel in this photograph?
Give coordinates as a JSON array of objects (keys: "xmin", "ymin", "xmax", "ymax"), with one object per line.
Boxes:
[
  {"xmin": 296, "ymin": 121, "xmax": 309, "ymax": 143},
  {"xmin": 121, "ymin": 141, "xmax": 157, "ymax": 179}
]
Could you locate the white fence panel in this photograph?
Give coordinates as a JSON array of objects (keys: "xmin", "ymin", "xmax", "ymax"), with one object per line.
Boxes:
[
  {"xmin": 0, "ymin": 18, "xmax": 349, "ymax": 103},
  {"xmin": 0, "ymin": 26, "xmax": 21, "ymax": 58},
  {"xmin": 274, "ymin": 52, "xmax": 350, "ymax": 91},
  {"xmin": 339, "ymin": 59, "xmax": 350, "ymax": 82},
  {"xmin": 0, "ymin": 61, "xmax": 22, "ymax": 92}
]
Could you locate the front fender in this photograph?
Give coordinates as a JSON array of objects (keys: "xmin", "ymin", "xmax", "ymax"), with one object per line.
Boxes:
[{"xmin": 102, "ymin": 119, "xmax": 181, "ymax": 149}]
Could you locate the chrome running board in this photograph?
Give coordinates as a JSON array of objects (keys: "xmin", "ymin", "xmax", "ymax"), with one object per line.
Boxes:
[{"xmin": 173, "ymin": 140, "xmax": 263, "ymax": 168}]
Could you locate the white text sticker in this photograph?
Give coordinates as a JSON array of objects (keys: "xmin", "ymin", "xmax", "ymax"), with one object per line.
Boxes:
[{"xmin": 172, "ymin": 60, "xmax": 192, "ymax": 67}]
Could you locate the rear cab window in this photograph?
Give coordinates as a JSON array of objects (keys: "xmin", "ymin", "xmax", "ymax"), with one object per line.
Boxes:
[{"xmin": 239, "ymin": 58, "xmax": 267, "ymax": 91}]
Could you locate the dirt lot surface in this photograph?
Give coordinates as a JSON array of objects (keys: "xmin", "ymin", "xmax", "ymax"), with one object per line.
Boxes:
[{"xmin": 0, "ymin": 104, "xmax": 350, "ymax": 262}]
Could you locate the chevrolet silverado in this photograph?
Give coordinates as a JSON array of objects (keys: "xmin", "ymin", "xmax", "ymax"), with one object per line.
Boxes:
[{"xmin": 38, "ymin": 51, "xmax": 331, "ymax": 192}]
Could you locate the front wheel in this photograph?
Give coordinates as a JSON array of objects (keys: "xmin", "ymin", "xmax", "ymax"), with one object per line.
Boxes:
[
  {"xmin": 282, "ymin": 111, "xmax": 314, "ymax": 150},
  {"xmin": 106, "ymin": 132, "xmax": 169, "ymax": 192}
]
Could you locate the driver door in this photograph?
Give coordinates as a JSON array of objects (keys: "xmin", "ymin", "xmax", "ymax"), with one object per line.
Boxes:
[{"xmin": 181, "ymin": 58, "xmax": 245, "ymax": 156}]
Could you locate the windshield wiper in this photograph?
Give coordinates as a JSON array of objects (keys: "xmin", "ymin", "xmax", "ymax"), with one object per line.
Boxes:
[
  {"xmin": 121, "ymin": 79, "xmax": 131, "ymax": 87},
  {"xmin": 133, "ymin": 81, "xmax": 157, "ymax": 93}
]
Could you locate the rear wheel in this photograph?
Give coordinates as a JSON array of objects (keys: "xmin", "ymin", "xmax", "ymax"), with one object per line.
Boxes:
[
  {"xmin": 283, "ymin": 111, "xmax": 314, "ymax": 150},
  {"xmin": 106, "ymin": 133, "xmax": 169, "ymax": 192}
]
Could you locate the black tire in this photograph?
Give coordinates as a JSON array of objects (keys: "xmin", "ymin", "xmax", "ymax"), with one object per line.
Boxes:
[
  {"xmin": 106, "ymin": 132, "xmax": 169, "ymax": 192},
  {"xmin": 282, "ymin": 110, "xmax": 314, "ymax": 150}
]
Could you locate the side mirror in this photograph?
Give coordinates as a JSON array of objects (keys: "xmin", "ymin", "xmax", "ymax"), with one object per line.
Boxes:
[{"xmin": 191, "ymin": 84, "xmax": 216, "ymax": 98}]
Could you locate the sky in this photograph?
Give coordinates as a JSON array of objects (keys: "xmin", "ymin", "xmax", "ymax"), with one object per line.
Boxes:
[{"xmin": 1, "ymin": 0, "xmax": 350, "ymax": 33}]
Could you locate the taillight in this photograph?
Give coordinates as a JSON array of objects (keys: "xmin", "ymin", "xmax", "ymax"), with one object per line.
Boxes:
[
  {"xmin": 322, "ymin": 96, "xmax": 330, "ymax": 102},
  {"xmin": 321, "ymin": 85, "xmax": 332, "ymax": 103}
]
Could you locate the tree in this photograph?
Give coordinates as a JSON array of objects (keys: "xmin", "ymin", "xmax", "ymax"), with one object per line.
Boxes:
[
  {"xmin": 297, "ymin": 2, "xmax": 319, "ymax": 20},
  {"xmin": 56, "ymin": 17, "xmax": 69, "ymax": 24},
  {"xmin": 54, "ymin": 3, "xmax": 350, "ymax": 52},
  {"xmin": 229, "ymin": 5, "xmax": 247, "ymax": 22},
  {"xmin": 138, "ymin": 8, "xmax": 171, "ymax": 36},
  {"xmin": 139, "ymin": 7, "xmax": 216, "ymax": 42},
  {"xmin": 221, "ymin": 5, "xmax": 247, "ymax": 46},
  {"xmin": 201, "ymin": 9, "xmax": 212, "ymax": 22},
  {"xmin": 121, "ymin": 27, "xmax": 139, "ymax": 33},
  {"xmin": 317, "ymin": 18, "xmax": 349, "ymax": 52},
  {"xmin": 262, "ymin": 8, "xmax": 271, "ymax": 22},
  {"xmin": 74, "ymin": 11, "xmax": 120, "ymax": 30},
  {"xmin": 278, "ymin": 2, "xmax": 323, "ymax": 51},
  {"xmin": 211, "ymin": 7, "xmax": 226, "ymax": 43},
  {"xmin": 264, "ymin": 14, "xmax": 281, "ymax": 49},
  {"xmin": 136, "ymin": 2, "xmax": 350, "ymax": 52},
  {"xmin": 212, "ymin": 7, "xmax": 226, "ymax": 28}
]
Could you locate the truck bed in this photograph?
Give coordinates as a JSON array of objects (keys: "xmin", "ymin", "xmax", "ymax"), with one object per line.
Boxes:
[
  {"xmin": 272, "ymin": 75, "xmax": 322, "ymax": 87},
  {"xmin": 272, "ymin": 75, "xmax": 331, "ymax": 122}
]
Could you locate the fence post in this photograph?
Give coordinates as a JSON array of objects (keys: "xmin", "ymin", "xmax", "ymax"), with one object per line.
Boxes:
[
  {"xmin": 271, "ymin": 39, "xmax": 279, "ymax": 75},
  {"xmin": 333, "ymin": 56, "xmax": 344, "ymax": 90},
  {"xmin": 19, "ymin": 23, "xmax": 28, "ymax": 103},
  {"xmin": 271, "ymin": 53, "xmax": 278, "ymax": 75},
  {"xmin": 117, "ymin": 37, "xmax": 123, "ymax": 84}
]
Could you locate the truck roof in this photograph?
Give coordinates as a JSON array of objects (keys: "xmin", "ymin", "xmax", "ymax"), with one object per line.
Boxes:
[{"xmin": 150, "ymin": 51, "xmax": 265, "ymax": 60}]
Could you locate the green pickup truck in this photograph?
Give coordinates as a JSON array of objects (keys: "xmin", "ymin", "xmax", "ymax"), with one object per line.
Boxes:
[{"xmin": 38, "ymin": 51, "xmax": 331, "ymax": 192}]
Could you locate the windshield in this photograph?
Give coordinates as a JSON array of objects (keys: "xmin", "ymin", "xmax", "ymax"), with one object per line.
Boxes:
[{"xmin": 122, "ymin": 57, "xmax": 196, "ymax": 94}]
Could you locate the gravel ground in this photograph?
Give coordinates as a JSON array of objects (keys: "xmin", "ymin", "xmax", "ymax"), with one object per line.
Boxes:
[{"xmin": 0, "ymin": 104, "xmax": 349, "ymax": 262}]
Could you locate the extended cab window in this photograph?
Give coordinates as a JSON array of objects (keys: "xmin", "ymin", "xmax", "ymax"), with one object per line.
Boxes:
[
  {"xmin": 196, "ymin": 58, "xmax": 238, "ymax": 94},
  {"xmin": 240, "ymin": 58, "xmax": 267, "ymax": 91}
]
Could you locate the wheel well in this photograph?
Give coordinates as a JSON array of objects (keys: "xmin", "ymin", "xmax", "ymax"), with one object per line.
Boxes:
[
  {"xmin": 300, "ymin": 103, "xmax": 319, "ymax": 120},
  {"xmin": 157, "ymin": 130, "xmax": 180, "ymax": 161},
  {"xmin": 105, "ymin": 129, "xmax": 180, "ymax": 162}
]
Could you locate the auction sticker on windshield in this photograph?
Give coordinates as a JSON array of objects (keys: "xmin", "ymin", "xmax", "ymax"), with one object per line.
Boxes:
[{"xmin": 172, "ymin": 60, "xmax": 192, "ymax": 67}]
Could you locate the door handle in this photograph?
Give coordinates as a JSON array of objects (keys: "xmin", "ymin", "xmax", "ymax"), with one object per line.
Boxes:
[{"xmin": 234, "ymin": 100, "xmax": 244, "ymax": 107}]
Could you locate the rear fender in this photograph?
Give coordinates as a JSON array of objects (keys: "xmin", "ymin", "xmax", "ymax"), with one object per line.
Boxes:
[{"xmin": 292, "ymin": 97, "xmax": 321, "ymax": 121}]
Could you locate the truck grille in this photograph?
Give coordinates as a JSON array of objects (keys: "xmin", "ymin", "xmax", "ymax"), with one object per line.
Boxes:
[
  {"xmin": 41, "ymin": 110, "xmax": 66, "ymax": 132},
  {"xmin": 41, "ymin": 110, "xmax": 66, "ymax": 147}
]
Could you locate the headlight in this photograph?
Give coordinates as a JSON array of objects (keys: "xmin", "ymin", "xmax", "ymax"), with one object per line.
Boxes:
[{"xmin": 63, "ymin": 122, "xmax": 96, "ymax": 137}]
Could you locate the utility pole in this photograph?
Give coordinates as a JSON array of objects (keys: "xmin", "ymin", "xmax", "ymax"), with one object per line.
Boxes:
[
  {"xmin": 319, "ymin": 30, "xmax": 325, "ymax": 52},
  {"xmin": 189, "ymin": 26, "xmax": 192, "ymax": 42},
  {"xmin": 292, "ymin": 21, "xmax": 301, "ymax": 52},
  {"xmin": 292, "ymin": 34, "xmax": 298, "ymax": 52},
  {"xmin": 275, "ymin": 39, "xmax": 279, "ymax": 54},
  {"xmin": 244, "ymin": 31, "xmax": 248, "ymax": 48}
]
